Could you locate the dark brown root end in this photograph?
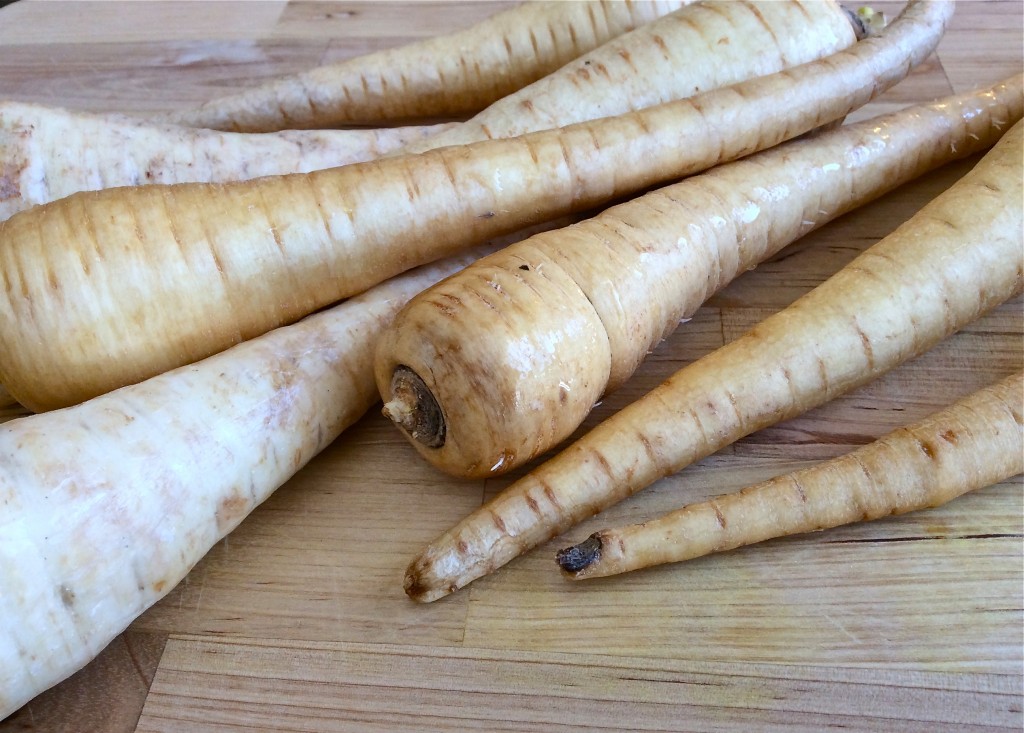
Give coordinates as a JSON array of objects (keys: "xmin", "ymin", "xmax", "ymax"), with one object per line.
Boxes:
[
  {"xmin": 556, "ymin": 534, "xmax": 602, "ymax": 574},
  {"xmin": 403, "ymin": 567, "xmax": 428, "ymax": 601},
  {"xmin": 382, "ymin": 365, "xmax": 446, "ymax": 448},
  {"xmin": 404, "ymin": 559, "xmax": 454, "ymax": 603}
]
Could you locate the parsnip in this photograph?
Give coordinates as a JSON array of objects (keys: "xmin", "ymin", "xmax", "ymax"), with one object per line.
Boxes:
[
  {"xmin": 2, "ymin": 2, "xmax": 858, "ymax": 220},
  {"xmin": 558, "ymin": 372, "xmax": 1024, "ymax": 578},
  {"xmin": 404, "ymin": 118, "xmax": 1024, "ymax": 603},
  {"xmin": 0, "ymin": 243, "xmax": 494, "ymax": 719},
  {"xmin": 375, "ymin": 76, "xmax": 1023, "ymax": 477},
  {"xmin": 402, "ymin": 0, "xmax": 861, "ymax": 152},
  {"xmin": 162, "ymin": 0, "xmax": 690, "ymax": 132},
  {"xmin": 0, "ymin": 0, "xmax": 953, "ymax": 412},
  {"xmin": 0, "ymin": 102, "xmax": 455, "ymax": 221}
]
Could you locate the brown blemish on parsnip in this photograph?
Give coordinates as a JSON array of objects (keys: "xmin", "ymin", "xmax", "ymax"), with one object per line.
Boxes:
[
  {"xmin": 58, "ymin": 585, "xmax": 75, "ymax": 611},
  {"xmin": 216, "ymin": 491, "xmax": 249, "ymax": 534},
  {"xmin": 488, "ymin": 509, "xmax": 507, "ymax": 534},
  {"xmin": 712, "ymin": 502, "xmax": 729, "ymax": 530},
  {"xmin": 0, "ymin": 164, "xmax": 24, "ymax": 201}
]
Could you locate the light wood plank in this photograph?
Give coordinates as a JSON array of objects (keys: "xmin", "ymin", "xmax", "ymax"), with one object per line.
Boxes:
[
  {"xmin": 0, "ymin": 39, "xmax": 333, "ymax": 114},
  {"xmin": 136, "ymin": 636, "xmax": 1023, "ymax": 732},
  {"xmin": 0, "ymin": 1, "xmax": 289, "ymax": 45},
  {"xmin": 1, "ymin": 632, "xmax": 168, "ymax": 732},
  {"xmin": 938, "ymin": 0, "xmax": 1024, "ymax": 92},
  {"xmin": 461, "ymin": 478, "xmax": 1022, "ymax": 671},
  {"xmin": 277, "ymin": 1, "xmax": 516, "ymax": 41}
]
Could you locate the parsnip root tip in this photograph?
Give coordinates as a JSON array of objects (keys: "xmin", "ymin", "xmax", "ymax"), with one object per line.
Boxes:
[
  {"xmin": 556, "ymin": 534, "xmax": 602, "ymax": 575},
  {"xmin": 403, "ymin": 564, "xmax": 446, "ymax": 604},
  {"xmin": 384, "ymin": 366, "xmax": 445, "ymax": 448},
  {"xmin": 403, "ymin": 575, "xmax": 427, "ymax": 602}
]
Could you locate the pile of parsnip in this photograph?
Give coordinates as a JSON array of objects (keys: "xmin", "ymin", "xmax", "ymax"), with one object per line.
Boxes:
[{"xmin": 0, "ymin": 0, "xmax": 1021, "ymax": 719}]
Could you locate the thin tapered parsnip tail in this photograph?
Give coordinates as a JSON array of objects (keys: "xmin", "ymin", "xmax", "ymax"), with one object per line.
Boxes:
[
  {"xmin": 0, "ymin": 0, "xmax": 954, "ymax": 412},
  {"xmin": 377, "ymin": 75, "xmax": 1024, "ymax": 479},
  {"xmin": 0, "ymin": 101, "xmax": 456, "ymax": 221},
  {"xmin": 160, "ymin": 1, "xmax": 690, "ymax": 132},
  {"xmin": 404, "ymin": 118, "xmax": 1024, "ymax": 603},
  {"xmin": 0, "ymin": 241, "xmax": 499, "ymax": 719},
  {"xmin": 400, "ymin": 0, "xmax": 861, "ymax": 153},
  {"xmin": 558, "ymin": 371, "xmax": 1024, "ymax": 579}
]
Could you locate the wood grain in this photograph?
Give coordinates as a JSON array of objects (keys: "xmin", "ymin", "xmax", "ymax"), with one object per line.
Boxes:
[
  {"xmin": 137, "ymin": 637, "xmax": 1022, "ymax": 732},
  {"xmin": 0, "ymin": 1, "xmax": 1021, "ymax": 731}
]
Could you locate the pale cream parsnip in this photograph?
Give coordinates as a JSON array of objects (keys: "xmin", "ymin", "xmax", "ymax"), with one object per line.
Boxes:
[
  {"xmin": 0, "ymin": 103, "xmax": 455, "ymax": 221},
  {"xmin": 0, "ymin": 245, "xmax": 490, "ymax": 718},
  {"xmin": 162, "ymin": 0, "xmax": 691, "ymax": 131}
]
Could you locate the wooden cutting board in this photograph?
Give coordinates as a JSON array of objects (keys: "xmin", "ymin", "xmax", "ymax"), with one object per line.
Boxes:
[{"xmin": 0, "ymin": 1, "xmax": 1021, "ymax": 731}]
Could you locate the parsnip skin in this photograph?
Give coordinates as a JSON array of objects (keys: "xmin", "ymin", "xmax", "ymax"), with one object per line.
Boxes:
[
  {"xmin": 162, "ymin": 0, "xmax": 690, "ymax": 132},
  {"xmin": 0, "ymin": 0, "xmax": 953, "ymax": 412},
  {"xmin": 404, "ymin": 119, "xmax": 1024, "ymax": 603},
  {"xmin": 0, "ymin": 102, "xmax": 456, "ymax": 221},
  {"xmin": 0, "ymin": 245, "xmax": 493, "ymax": 720},
  {"xmin": 376, "ymin": 76, "xmax": 1023, "ymax": 478},
  {"xmin": 559, "ymin": 372, "xmax": 1024, "ymax": 579},
  {"xmin": 403, "ymin": 0, "xmax": 859, "ymax": 152}
]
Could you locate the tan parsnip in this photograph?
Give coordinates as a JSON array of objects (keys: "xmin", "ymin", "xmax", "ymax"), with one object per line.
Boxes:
[
  {"xmin": 376, "ymin": 76, "xmax": 1023, "ymax": 477},
  {"xmin": 402, "ymin": 0, "xmax": 861, "ymax": 152},
  {"xmin": 162, "ymin": 0, "xmax": 690, "ymax": 132},
  {"xmin": 558, "ymin": 372, "xmax": 1024, "ymax": 579},
  {"xmin": 0, "ymin": 0, "xmax": 953, "ymax": 412},
  {"xmin": 0, "ymin": 243, "xmax": 494, "ymax": 720},
  {"xmin": 404, "ymin": 118, "xmax": 1024, "ymax": 603},
  {"xmin": 0, "ymin": 102, "xmax": 455, "ymax": 221}
]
